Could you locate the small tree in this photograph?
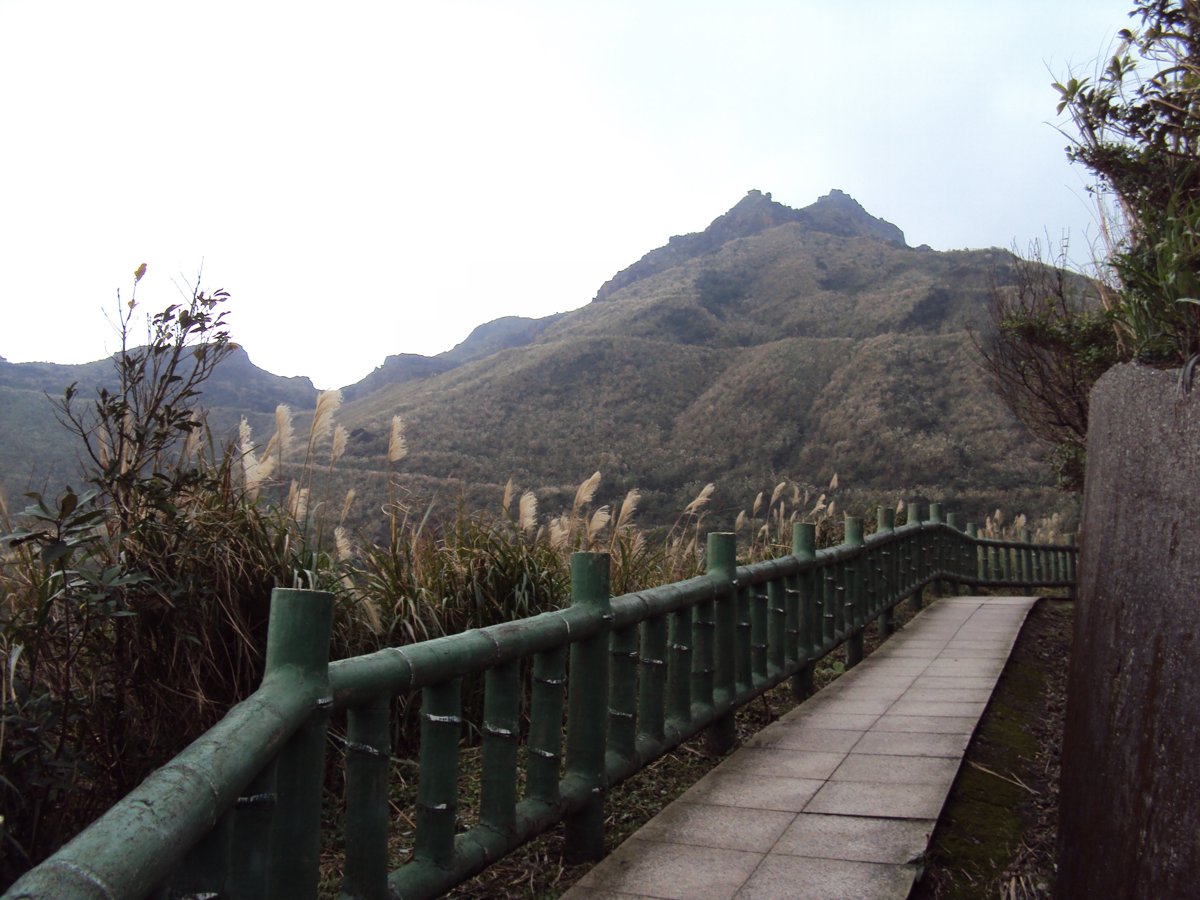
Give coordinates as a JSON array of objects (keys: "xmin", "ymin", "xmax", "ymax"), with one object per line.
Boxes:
[
  {"xmin": 1054, "ymin": 0, "xmax": 1200, "ymax": 364},
  {"xmin": 975, "ymin": 247, "xmax": 1121, "ymax": 491}
]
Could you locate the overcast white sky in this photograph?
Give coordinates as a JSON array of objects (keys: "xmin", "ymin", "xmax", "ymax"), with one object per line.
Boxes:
[{"xmin": 1, "ymin": 1, "xmax": 1132, "ymax": 389}]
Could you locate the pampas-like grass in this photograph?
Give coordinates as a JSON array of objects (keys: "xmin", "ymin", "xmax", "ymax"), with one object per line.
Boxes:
[
  {"xmin": 287, "ymin": 481, "xmax": 309, "ymax": 522},
  {"xmin": 518, "ymin": 491, "xmax": 538, "ymax": 534},
  {"xmin": 307, "ymin": 389, "xmax": 342, "ymax": 459},
  {"xmin": 684, "ymin": 483, "xmax": 714, "ymax": 515},
  {"xmin": 334, "ymin": 525, "xmax": 353, "ymax": 561},
  {"xmin": 613, "ymin": 489, "xmax": 640, "ymax": 532},
  {"xmin": 274, "ymin": 404, "xmax": 294, "ymax": 461},
  {"xmin": 770, "ymin": 480, "xmax": 787, "ymax": 507},
  {"xmin": 586, "ymin": 506, "xmax": 611, "ymax": 543},
  {"xmin": 330, "ymin": 425, "xmax": 349, "ymax": 468},
  {"xmin": 572, "ymin": 471, "xmax": 602, "ymax": 518},
  {"xmin": 388, "ymin": 415, "xmax": 407, "ymax": 464}
]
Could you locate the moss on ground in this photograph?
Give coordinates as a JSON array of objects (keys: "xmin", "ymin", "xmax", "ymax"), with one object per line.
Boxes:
[{"xmin": 912, "ymin": 599, "xmax": 1073, "ymax": 899}]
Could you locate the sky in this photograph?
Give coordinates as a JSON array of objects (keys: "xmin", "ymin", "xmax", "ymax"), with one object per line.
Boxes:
[{"xmin": 0, "ymin": 1, "xmax": 1134, "ymax": 389}]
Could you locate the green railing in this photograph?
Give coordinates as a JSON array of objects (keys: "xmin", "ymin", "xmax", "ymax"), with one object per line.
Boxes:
[{"xmin": 5, "ymin": 503, "xmax": 1076, "ymax": 900}]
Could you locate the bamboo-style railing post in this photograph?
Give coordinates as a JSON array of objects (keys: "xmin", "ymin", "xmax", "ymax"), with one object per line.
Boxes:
[
  {"xmin": 965, "ymin": 523, "xmax": 979, "ymax": 590},
  {"xmin": 908, "ymin": 501, "xmax": 925, "ymax": 610},
  {"xmin": 844, "ymin": 517, "xmax": 865, "ymax": 667},
  {"xmin": 608, "ymin": 625, "xmax": 638, "ymax": 769},
  {"xmin": 169, "ymin": 807, "xmax": 233, "ymax": 898},
  {"xmin": 751, "ymin": 586, "xmax": 769, "ymax": 688},
  {"xmin": 481, "ymin": 659, "xmax": 521, "ymax": 834},
  {"xmin": 735, "ymin": 581, "xmax": 754, "ymax": 694},
  {"xmin": 877, "ymin": 507, "xmax": 896, "ymax": 637},
  {"xmin": 265, "ymin": 588, "xmax": 334, "ymax": 900},
  {"xmin": 705, "ymin": 532, "xmax": 738, "ymax": 756},
  {"xmin": 667, "ymin": 605, "xmax": 693, "ymax": 730},
  {"xmin": 823, "ymin": 565, "xmax": 838, "ymax": 649},
  {"xmin": 343, "ymin": 694, "xmax": 391, "ymax": 900},
  {"xmin": 637, "ymin": 616, "xmax": 668, "ymax": 745},
  {"xmin": 928, "ymin": 503, "xmax": 944, "ymax": 596},
  {"xmin": 564, "ymin": 552, "xmax": 612, "ymax": 863},
  {"xmin": 792, "ymin": 523, "xmax": 817, "ymax": 701},
  {"xmin": 227, "ymin": 767, "xmax": 275, "ymax": 898},
  {"xmin": 1066, "ymin": 533, "xmax": 1077, "ymax": 599},
  {"xmin": 946, "ymin": 511, "xmax": 961, "ymax": 595},
  {"xmin": 526, "ymin": 647, "xmax": 566, "ymax": 806},
  {"xmin": 413, "ymin": 677, "xmax": 462, "ymax": 870},
  {"xmin": 768, "ymin": 578, "xmax": 787, "ymax": 678},
  {"xmin": 1021, "ymin": 527, "xmax": 1033, "ymax": 584}
]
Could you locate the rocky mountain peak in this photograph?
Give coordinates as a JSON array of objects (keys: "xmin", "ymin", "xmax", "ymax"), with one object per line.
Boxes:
[{"xmin": 593, "ymin": 189, "xmax": 905, "ymax": 302}]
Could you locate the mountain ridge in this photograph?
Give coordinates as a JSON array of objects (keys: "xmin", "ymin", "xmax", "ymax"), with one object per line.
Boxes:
[{"xmin": 1, "ymin": 189, "xmax": 1082, "ymax": 527}]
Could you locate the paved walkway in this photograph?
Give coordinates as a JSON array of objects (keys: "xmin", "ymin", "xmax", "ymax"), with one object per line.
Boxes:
[{"xmin": 562, "ymin": 596, "xmax": 1038, "ymax": 900}]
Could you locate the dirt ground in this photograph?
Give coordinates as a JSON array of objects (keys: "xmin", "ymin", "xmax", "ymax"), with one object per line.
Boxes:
[{"xmin": 911, "ymin": 598, "xmax": 1073, "ymax": 899}]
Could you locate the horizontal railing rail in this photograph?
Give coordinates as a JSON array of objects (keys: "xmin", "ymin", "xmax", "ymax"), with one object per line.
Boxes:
[{"xmin": 5, "ymin": 503, "xmax": 1076, "ymax": 900}]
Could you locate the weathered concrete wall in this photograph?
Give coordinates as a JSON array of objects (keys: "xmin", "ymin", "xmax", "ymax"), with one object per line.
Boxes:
[{"xmin": 1058, "ymin": 363, "xmax": 1200, "ymax": 898}]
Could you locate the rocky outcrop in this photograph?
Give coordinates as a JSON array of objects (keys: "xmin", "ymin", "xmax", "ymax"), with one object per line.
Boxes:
[{"xmin": 593, "ymin": 189, "xmax": 906, "ymax": 301}]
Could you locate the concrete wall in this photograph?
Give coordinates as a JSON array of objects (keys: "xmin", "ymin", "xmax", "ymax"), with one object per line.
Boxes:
[{"xmin": 1058, "ymin": 363, "xmax": 1200, "ymax": 898}]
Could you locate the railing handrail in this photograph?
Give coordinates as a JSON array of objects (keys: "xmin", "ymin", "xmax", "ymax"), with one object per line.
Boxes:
[{"xmin": 5, "ymin": 509, "xmax": 1078, "ymax": 900}]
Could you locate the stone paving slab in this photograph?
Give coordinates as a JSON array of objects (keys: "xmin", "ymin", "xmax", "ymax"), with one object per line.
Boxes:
[{"xmin": 561, "ymin": 596, "xmax": 1037, "ymax": 900}]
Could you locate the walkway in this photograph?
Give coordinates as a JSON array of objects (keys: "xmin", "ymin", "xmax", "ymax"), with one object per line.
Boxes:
[{"xmin": 561, "ymin": 596, "xmax": 1038, "ymax": 900}]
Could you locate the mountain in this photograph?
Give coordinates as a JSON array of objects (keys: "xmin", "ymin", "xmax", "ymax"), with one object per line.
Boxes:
[
  {"xmin": 594, "ymin": 188, "xmax": 906, "ymax": 302},
  {"xmin": 341, "ymin": 313, "xmax": 566, "ymax": 401},
  {"xmin": 330, "ymin": 190, "xmax": 1079, "ymax": 526},
  {"xmin": 0, "ymin": 347, "xmax": 315, "ymax": 499},
  {"xmin": 1, "ymin": 190, "xmax": 1081, "ymax": 527}
]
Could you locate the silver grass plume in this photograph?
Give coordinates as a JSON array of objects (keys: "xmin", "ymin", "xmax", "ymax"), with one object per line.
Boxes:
[
  {"xmin": 685, "ymin": 483, "xmax": 715, "ymax": 515},
  {"xmin": 572, "ymin": 471, "xmax": 602, "ymax": 518},
  {"xmin": 518, "ymin": 491, "xmax": 538, "ymax": 533},
  {"xmin": 388, "ymin": 415, "xmax": 408, "ymax": 464}
]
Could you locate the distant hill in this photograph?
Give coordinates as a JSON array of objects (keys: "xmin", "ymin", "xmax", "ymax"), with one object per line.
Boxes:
[
  {"xmin": 0, "ymin": 346, "xmax": 315, "ymax": 499},
  {"xmin": 1, "ymin": 190, "xmax": 1084, "ymax": 528}
]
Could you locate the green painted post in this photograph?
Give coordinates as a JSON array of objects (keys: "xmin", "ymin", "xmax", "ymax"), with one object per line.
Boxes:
[
  {"xmin": 706, "ymin": 533, "xmax": 738, "ymax": 756},
  {"xmin": 343, "ymin": 694, "xmax": 391, "ymax": 900},
  {"xmin": 264, "ymin": 588, "xmax": 334, "ymax": 900},
  {"xmin": 791, "ymin": 523, "xmax": 816, "ymax": 701},
  {"xmin": 735, "ymin": 582, "xmax": 754, "ymax": 693},
  {"xmin": 946, "ymin": 512, "xmax": 961, "ymax": 595},
  {"xmin": 877, "ymin": 507, "xmax": 896, "ymax": 638},
  {"xmin": 413, "ymin": 677, "xmax": 462, "ymax": 870},
  {"xmin": 845, "ymin": 518, "xmax": 865, "ymax": 667},
  {"xmin": 1021, "ymin": 528, "xmax": 1033, "ymax": 584},
  {"xmin": 691, "ymin": 573, "xmax": 716, "ymax": 718},
  {"xmin": 929, "ymin": 503, "xmax": 945, "ymax": 596},
  {"xmin": 637, "ymin": 616, "xmax": 668, "ymax": 744},
  {"xmin": 481, "ymin": 659, "xmax": 521, "ymax": 834},
  {"xmin": 667, "ymin": 606, "xmax": 693, "ymax": 728},
  {"xmin": 823, "ymin": 568, "xmax": 838, "ymax": 647},
  {"xmin": 1066, "ymin": 533, "xmax": 1077, "ymax": 599},
  {"xmin": 564, "ymin": 552, "xmax": 612, "ymax": 864},
  {"xmin": 964, "ymin": 520, "xmax": 974, "ymax": 592},
  {"xmin": 750, "ymin": 588, "xmax": 769, "ymax": 688},
  {"xmin": 768, "ymin": 579, "xmax": 787, "ymax": 678},
  {"xmin": 170, "ymin": 808, "xmax": 232, "ymax": 897},
  {"xmin": 908, "ymin": 502, "xmax": 924, "ymax": 610},
  {"xmin": 526, "ymin": 647, "xmax": 566, "ymax": 806},
  {"xmin": 228, "ymin": 767, "xmax": 275, "ymax": 898},
  {"xmin": 608, "ymin": 626, "xmax": 638, "ymax": 768}
]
